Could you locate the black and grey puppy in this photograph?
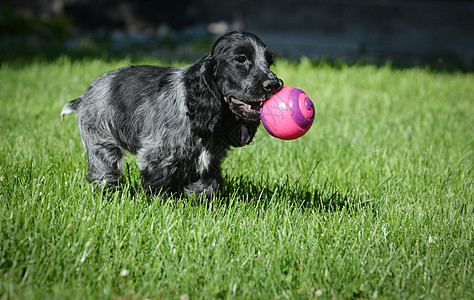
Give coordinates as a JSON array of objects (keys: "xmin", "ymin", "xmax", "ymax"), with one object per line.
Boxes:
[{"xmin": 61, "ymin": 31, "xmax": 283, "ymax": 198}]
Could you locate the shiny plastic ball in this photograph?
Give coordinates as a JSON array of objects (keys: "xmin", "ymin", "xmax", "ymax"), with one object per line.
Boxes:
[{"xmin": 260, "ymin": 86, "xmax": 315, "ymax": 140}]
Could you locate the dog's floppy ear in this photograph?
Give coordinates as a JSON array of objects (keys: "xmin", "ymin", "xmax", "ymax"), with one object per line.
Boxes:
[
  {"xmin": 201, "ymin": 55, "xmax": 219, "ymax": 96},
  {"xmin": 185, "ymin": 55, "xmax": 222, "ymax": 138}
]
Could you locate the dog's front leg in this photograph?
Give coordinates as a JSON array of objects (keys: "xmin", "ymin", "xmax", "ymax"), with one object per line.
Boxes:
[
  {"xmin": 184, "ymin": 172, "xmax": 223, "ymax": 198},
  {"xmin": 138, "ymin": 150, "xmax": 183, "ymax": 198},
  {"xmin": 140, "ymin": 168, "xmax": 175, "ymax": 198}
]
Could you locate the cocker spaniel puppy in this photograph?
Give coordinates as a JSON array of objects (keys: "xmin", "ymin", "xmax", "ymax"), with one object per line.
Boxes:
[{"xmin": 61, "ymin": 31, "xmax": 283, "ymax": 198}]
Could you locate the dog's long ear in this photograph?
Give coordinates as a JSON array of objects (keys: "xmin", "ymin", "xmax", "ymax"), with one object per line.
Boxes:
[{"xmin": 185, "ymin": 55, "xmax": 222, "ymax": 138}]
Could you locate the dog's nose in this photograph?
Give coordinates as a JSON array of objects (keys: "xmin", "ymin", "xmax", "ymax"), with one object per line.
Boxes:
[{"xmin": 263, "ymin": 79, "xmax": 283, "ymax": 94}]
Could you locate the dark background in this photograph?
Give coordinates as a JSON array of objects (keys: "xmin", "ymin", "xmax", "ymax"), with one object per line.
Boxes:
[{"xmin": 1, "ymin": 0, "xmax": 473, "ymax": 70}]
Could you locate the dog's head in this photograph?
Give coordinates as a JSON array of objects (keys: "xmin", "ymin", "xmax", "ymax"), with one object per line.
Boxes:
[{"xmin": 209, "ymin": 31, "xmax": 283, "ymax": 122}]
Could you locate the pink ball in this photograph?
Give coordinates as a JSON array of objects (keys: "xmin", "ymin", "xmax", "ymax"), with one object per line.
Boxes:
[{"xmin": 260, "ymin": 86, "xmax": 315, "ymax": 140}]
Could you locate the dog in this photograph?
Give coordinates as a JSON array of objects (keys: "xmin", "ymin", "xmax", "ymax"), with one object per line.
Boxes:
[{"xmin": 61, "ymin": 31, "xmax": 283, "ymax": 198}]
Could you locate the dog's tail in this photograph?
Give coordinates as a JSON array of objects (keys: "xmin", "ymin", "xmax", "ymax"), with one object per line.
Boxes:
[{"xmin": 61, "ymin": 97, "xmax": 82, "ymax": 120}]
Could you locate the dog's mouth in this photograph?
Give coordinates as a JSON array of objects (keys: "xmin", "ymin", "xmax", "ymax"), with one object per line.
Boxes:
[
  {"xmin": 229, "ymin": 97, "xmax": 264, "ymax": 120},
  {"xmin": 229, "ymin": 97, "xmax": 263, "ymax": 115}
]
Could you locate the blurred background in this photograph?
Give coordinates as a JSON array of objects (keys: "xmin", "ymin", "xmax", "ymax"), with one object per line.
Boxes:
[{"xmin": 1, "ymin": 0, "xmax": 473, "ymax": 70}]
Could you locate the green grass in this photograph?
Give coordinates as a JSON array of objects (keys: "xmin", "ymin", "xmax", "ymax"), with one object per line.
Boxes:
[{"xmin": 0, "ymin": 56, "xmax": 472, "ymax": 299}]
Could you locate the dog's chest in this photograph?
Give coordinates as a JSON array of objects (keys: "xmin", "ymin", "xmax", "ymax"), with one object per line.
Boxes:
[{"xmin": 197, "ymin": 148, "xmax": 212, "ymax": 175}]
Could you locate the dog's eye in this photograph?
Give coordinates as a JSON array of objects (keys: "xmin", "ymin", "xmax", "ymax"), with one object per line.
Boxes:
[{"xmin": 235, "ymin": 55, "xmax": 247, "ymax": 64}]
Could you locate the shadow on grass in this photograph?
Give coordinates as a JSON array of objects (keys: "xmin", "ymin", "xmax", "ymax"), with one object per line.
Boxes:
[
  {"xmin": 220, "ymin": 175, "xmax": 371, "ymax": 214},
  {"xmin": 96, "ymin": 152, "xmax": 372, "ymax": 214},
  {"xmin": 110, "ymin": 165, "xmax": 371, "ymax": 215}
]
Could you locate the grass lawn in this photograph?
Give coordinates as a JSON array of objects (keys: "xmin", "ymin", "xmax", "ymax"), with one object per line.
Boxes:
[{"xmin": 0, "ymin": 56, "xmax": 472, "ymax": 299}]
